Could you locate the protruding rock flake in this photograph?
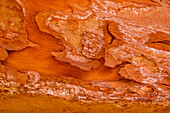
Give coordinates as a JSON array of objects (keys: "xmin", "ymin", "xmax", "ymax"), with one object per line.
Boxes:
[
  {"xmin": 26, "ymin": 71, "xmax": 41, "ymax": 86},
  {"xmin": 0, "ymin": 66, "xmax": 21, "ymax": 95},
  {"xmin": 0, "ymin": 0, "xmax": 34, "ymax": 50},
  {"xmin": 36, "ymin": 10, "xmax": 105, "ymax": 70}
]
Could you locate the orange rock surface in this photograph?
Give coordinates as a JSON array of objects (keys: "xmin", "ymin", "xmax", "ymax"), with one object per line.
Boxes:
[{"xmin": 0, "ymin": 0, "xmax": 170, "ymax": 112}]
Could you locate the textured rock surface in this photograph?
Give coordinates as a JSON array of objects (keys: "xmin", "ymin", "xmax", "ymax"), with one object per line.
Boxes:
[
  {"xmin": 0, "ymin": 0, "xmax": 34, "ymax": 50},
  {"xmin": 0, "ymin": 1, "xmax": 169, "ymax": 112}
]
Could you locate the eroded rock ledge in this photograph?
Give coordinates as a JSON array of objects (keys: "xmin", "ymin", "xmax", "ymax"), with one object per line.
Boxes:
[
  {"xmin": 0, "ymin": 0, "xmax": 169, "ymax": 101},
  {"xmin": 34, "ymin": 0, "xmax": 170, "ymax": 100}
]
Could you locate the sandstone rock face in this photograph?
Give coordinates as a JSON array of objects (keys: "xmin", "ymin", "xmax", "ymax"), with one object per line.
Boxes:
[
  {"xmin": 34, "ymin": 0, "xmax": 170, "ymax": 99},
  {"xmin": 0, "ymin": 0, "xmax": 169, "ymax": 102}
]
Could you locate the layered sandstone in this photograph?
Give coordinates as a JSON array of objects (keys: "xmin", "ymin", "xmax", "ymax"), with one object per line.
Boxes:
[{"xmin": 0, "ymin": 0, "xmax": 169, "ymax": 108}]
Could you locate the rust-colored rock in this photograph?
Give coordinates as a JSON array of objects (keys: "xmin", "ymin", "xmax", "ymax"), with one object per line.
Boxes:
[
  {"xmin": 0, "ymin": 64, "xmax": 27, "ymax": 84},
  {"xmin": 0, "ymin": 0, "xmax": 34, "ymax": 50},
  {"xmin": 0, "ymin": 48, "xmax": 8, "ymax": 61},
  {"xmin": 0, "ymin": 1, "xmax": 170, "ymax": 112},
  {"xmin": 36, "ymin": 11, "xmax": 105, "ymax": 70}
]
